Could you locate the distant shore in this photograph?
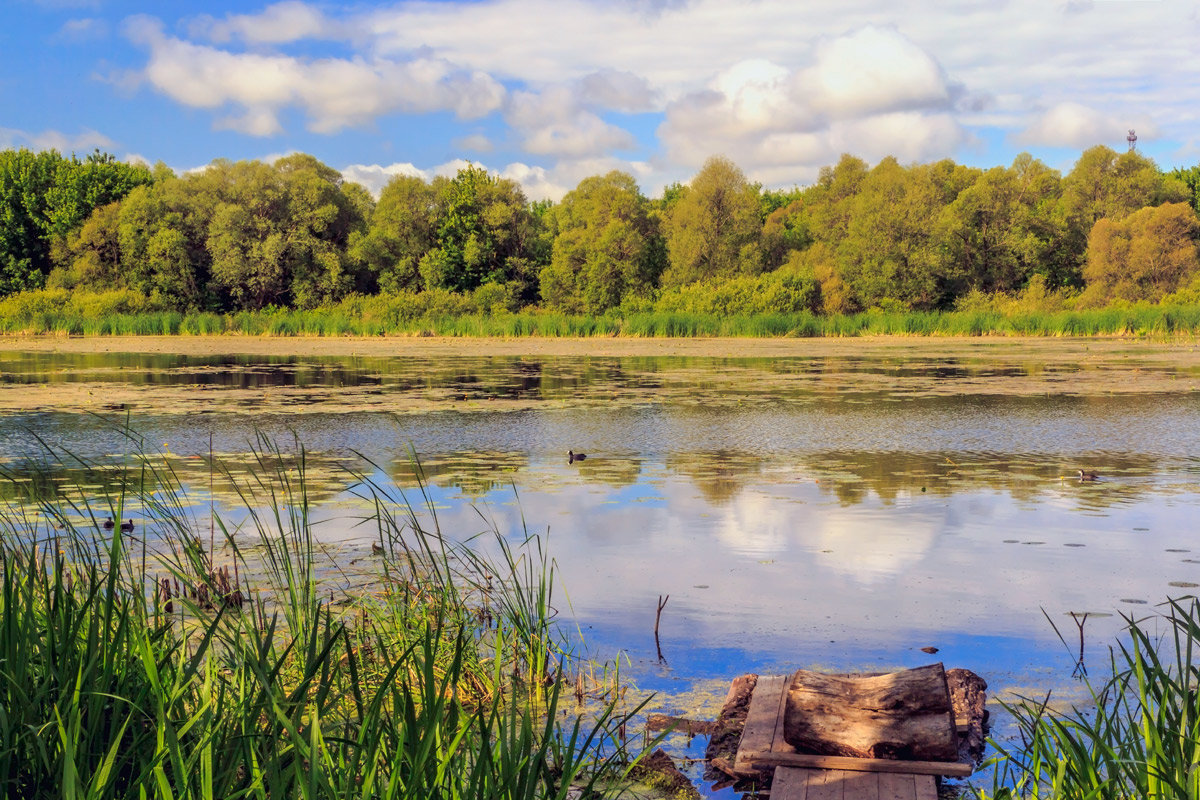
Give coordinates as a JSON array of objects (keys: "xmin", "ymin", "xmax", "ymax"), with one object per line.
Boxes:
[{"xmin": 1, "ymin": 332, "xmax": 1195, "ymax": 360}]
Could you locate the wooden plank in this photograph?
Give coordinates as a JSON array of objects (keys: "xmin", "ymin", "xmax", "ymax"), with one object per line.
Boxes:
[
  {"xmin": 772, "ymin": 766, "xmax": 814, "ymax": 800},
  {"xmin": 877, "ymin": 772, "xmax": 917, "ymax": 800},
  {"xmin": 749, "ymin": 750, "xmax": 973, "ymax": 778},
  {"xmin": 913, "ymin": 775, "xmax": 937, "ymax": 800},
  {"xmin": 735, "ymin": 675, "xmax": 788, "ymax": 769},
  {"xmin": 839, "ymin": 770, "xmax": 880, "ymax": 800},
  {"xmin": 772, "ymin": 670, "xmax": 797, "ymax": 753},
  {"xmin": 805, "ymin": 768, "xmax": 843, "ymax": 800}
]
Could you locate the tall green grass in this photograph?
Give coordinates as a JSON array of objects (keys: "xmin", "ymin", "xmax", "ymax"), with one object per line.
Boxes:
[
  {"xmin": 0, "ymin": 436, "xmax": 650, "ymax": 799},
  {"xmin": 980, "ymin": 597, "xmax": 1200, "ymax": 799},
  {"xmin": 5, "ymin": 287, "xmax": 1200, "ymax": 338}
]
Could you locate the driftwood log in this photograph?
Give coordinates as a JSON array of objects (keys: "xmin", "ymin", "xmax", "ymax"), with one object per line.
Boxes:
[
  {"xmin": 947, "ymin": 668, "xmax": 988, "ymax": 764},
  {"xmin": 782, "ymin": 663, "xmax": 957, "ymax": 762}
]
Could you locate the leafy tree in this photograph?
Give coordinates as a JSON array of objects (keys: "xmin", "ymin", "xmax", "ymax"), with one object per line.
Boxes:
[
  {"xmin": 274, "ymin": 153, "xmax": 371, "ymax": 307},
  {"xmin": 354, "ymin": 174, "xmax": 439, "ymax": 293},
  {"xmin": 1169, "ymin": 165, "xmax": 1200, "ymax": 215},
  {"xmin": 421, "ymin": 164, "xmax": 539, "ymax": 299},
  {"xmin": 0, "ymin": 148, "xmax": 151, "ymax": 295},
  {"xmin": 1082, "ymin": 202, "xmax": 1200, "ymax": 304},
  {"xmin": 935, "ymin": 155, "xmax": 1068, "ymax": 298},
  {"xmin": 1063, "ymin": 146, "xmax": 1188, "ymax": 236},
  {"xmin": 761, "ymin": 200, "xmax": 812, "ymax": 270},
  {"xmin": 661, "ymin": 156, "xmax": 762, "ymax": 289},
  {"xmin": 540, "ymin": 171, "xmax": 662, "ymax": 313},
  {"xmin": 48, "ymin": 201, "xmax": 123, "ymax": 290}
]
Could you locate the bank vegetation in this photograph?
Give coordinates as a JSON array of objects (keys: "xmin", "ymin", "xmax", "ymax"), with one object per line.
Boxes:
[{"xmin": 4, "ymin": 145, "xmax": 1200, "ymax": 336}]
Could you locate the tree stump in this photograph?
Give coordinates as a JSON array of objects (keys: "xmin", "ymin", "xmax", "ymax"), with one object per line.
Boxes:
[{"xmin": 782, "ymin": 663, "xmax": 957, "ymax": 762}]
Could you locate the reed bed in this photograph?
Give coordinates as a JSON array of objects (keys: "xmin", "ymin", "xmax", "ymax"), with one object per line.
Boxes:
[
  {"xmin": 979, "ymin": 597, "xmax": 1200, "ymax": 799},
  {"xmin": 5, "ymin": 288, "xmax": 1200, "ymax": 338},
  {"xmin": 0, "ymin": 434, "xmax": 650, "ymax": 799}
]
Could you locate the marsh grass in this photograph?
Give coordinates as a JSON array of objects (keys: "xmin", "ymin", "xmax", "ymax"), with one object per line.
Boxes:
[
  {"xmin": 0, "ymin": 433, "xmax": 652, "ymax": 799},
  {"xmin": 5, "ymin": 288, "xmax": 1200, "ymax": 338},
  {"xmin": 981, "ymin": 597, "xmax": 1200, "ymax": 799}
]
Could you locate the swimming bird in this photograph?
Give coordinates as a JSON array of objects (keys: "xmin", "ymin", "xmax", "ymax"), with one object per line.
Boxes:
[
  {"xmin": 371, "ymin": 542, "xmax": 385, "ymax": 555},
  {"xmin": 119, "ymin": 519, "xmax": 135, "ymax": 532},
  {"xmin": 568, "ymin": 450, "xmax": 587, "ymax": 464},
  {"xmin": 102, "ymin": 517, "xmax": 115, "ymax": 530},
  {"xmin": 1078, "ymin": 470, "xmax": 1100, "ymax": 482}
]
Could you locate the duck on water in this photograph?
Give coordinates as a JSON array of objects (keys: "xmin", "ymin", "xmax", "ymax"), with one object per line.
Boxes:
[{"xmin": 568, "ymin": 450, "xmax": 587, "ymax": 464}]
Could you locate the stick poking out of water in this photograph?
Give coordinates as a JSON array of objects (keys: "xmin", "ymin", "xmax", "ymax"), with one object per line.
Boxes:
[{"xmin": 655, "ymin": 594, "xmax": 669, "ymax": 663}]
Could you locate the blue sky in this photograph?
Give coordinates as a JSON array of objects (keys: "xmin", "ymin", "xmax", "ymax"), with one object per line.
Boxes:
[{"xmin": 3, "ymin": 0, "xmax": 1198, "ymax": 199}]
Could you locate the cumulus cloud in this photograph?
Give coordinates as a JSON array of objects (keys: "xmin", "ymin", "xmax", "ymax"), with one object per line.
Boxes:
[
  {"xmin": 658, "ymin": 28, "xmax": 966, "ymax": 185},
  {"xmin": 805, "ymin": 26, "xmax": 954, "ymax": 118},
  {"xmin": 504, "ymin": 84, "xmax": 637, "ymax": 158},
  {"xmin": 189, "ymin": 1, "xmax": 338, "ymax": 44},
  {"xmin": 340, "ymin": 155, "xmax": 653, "ymax": 201},
  {"xmin": 0, "ymin": 126, "xmax": 115, "ymax": 153},
  {"xmin": 1015, "ymin": 102, "xmax": 1158, "ymax": 149},
  {"xmin": 124, "ymin": 15, "xmax": 506, "ymax": 136},
  {"xmin": 53, "ymin": 17, "xmax": 107, "ymax": 42}
]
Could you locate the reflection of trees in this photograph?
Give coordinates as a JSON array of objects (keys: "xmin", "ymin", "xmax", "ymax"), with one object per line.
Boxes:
[
  {"xmin": 666, "ymin": 450, "xmax": 763, "ymax": 505},
  {"xmin": 389, "ymin": 451, "xmax": 530, "ymax": 498},
  {"xmin": 805, "ymin": 451, "xmax": 1165, "ymax": 509},
  {"xmin": 0, "ymin": 451, "xmax": 358, "ymax": 510},
  {"xmin": 569, "ymin": 457, "xmax": 643, "ymax": 489}
]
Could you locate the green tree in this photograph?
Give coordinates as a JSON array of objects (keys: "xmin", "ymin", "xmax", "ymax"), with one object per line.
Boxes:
[
  {"xmin": 540, "ymin": 171, "xmax": 662, "ymax": 313},
  {"xmin": 1169, "ymin": 165, "xmax": 1200, "ymax": 215},
  {"xmin": 421, "ymin": 164, "xmax": 539, "ymax": 298},
  {"xmin": 274, "ymin": 153, "xmax": 371, "ymax": 307},
  {"xmin": 0, "ymin": 148, "xmax": 151, "ymax": 295},
  {"xmin": 935, "ymin": 155, "xmax": 1069, "ymax": 299},
  {"xmin": 1081, "ymin": 202, "xmax": 1200, "ymax": 304},
  {"xmin": 1063, "ymin": 146, "xmax": 1188, "ymax": 245},
  {"xmin": 353, "ymin": 174, "xmax": 439, "ymax": 293},
  {"xmin": 661, "ymin": 156, "xmax": 762, "ymax": 289}
]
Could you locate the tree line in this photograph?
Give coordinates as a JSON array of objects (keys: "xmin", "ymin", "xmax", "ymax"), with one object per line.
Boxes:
[{"xmin": 3, "ymin": 145, "xmax": 1200, "ymax": 317}]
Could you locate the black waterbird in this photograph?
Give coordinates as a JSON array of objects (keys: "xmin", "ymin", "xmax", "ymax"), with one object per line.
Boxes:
[
  {"xmin": 1078, "ymin": 469, "xmax": 1100, "ymax": 482},
  {"xmin": 119, "ymin": 519, "xmax": 135, "ymax": 532},
  {"xmin": 568, "ymin": 450, "xmax": 587, "ymax": 464},
  {"xmin": 102, "ymin": 517, "xmax": 115, "ymax": 530}
]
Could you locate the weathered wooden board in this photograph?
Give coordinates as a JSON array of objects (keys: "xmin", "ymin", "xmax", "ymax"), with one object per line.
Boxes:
[
  {"xmin": 772, "ymin": 767, "xmax": 938, "ymax": 800},
  {"xmin": 733, "ymin": 674, "xmax": 787, "ymax": 771},
  {"xmin": 784, "ymin": 663, "xmax": 957, "ymax": 761},
  {"xmin": 736, "ymin": 672, "xmax": 972, "ymax": 780},
  {"xmin": 750, "ymin": 750, "xmax": 972, "ymax": 777}
]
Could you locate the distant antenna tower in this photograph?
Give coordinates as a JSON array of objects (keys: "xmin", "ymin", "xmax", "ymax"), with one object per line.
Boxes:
[{"xmin": 1127, "ymin": 129, "xmax": 1138, "ymax": 152}]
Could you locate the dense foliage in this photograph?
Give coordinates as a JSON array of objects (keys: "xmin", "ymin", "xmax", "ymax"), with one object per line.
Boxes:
[{"xmin": 3, "ymin": 144, "xmax": 1200, "ymax": 321}]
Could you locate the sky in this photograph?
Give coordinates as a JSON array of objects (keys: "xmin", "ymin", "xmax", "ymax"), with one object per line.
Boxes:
[{"xmin": 2, "ymin": 0, "xmax": 1199, "ymax": 201}]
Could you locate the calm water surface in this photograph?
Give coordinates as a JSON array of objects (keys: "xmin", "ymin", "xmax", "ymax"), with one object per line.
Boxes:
[{"xmin": 3, "ymin": 347, "xmax": 1200, "ymax": 793}]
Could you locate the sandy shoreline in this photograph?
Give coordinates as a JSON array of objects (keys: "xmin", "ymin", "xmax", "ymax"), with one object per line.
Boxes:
[{"xmin": 1, "ymin": 332, "xmax": 1196, "ymax": 360}]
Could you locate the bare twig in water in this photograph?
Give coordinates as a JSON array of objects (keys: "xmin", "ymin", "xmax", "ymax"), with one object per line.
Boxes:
[
  {"xmin": 1070, "ymin": 611, "xmax": 1089, "ymax": 678},
  {"xmin": 655, "ymin": 594, "xmax": 669, "ymax": 663}
]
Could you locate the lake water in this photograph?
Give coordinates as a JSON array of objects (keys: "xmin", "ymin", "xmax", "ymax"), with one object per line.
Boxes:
[{"xmin": 3, "ymin": 342, "xmax": 1200, "ymax": 794}]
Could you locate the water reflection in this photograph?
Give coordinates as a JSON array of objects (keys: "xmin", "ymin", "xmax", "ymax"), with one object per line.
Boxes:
[{"xmin": 5, "ymin": 344, "xmax": 1200, "ymax": 790}]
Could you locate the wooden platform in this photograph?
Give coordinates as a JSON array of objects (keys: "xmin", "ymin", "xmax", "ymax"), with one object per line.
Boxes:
[
  {"xmin": 772, "ymin": 766, "xmax": 936, "ymax": 800},
  {"xmin": 732, "ymin": 674, "xmax": 970, "ymax": 800}
]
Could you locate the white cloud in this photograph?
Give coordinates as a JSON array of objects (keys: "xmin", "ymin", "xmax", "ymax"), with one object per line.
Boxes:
[
  {"xmin": 0, "ymin": 126, "xmax": 115, "ymax": 154},
  {"xmin": 341, "ymin": 155, "xmax": 654, "ymax": 202},
  {"xmin": 190, "ymin": 1, "xmax": 337, "ymax": 45},
  {"xmin": 109, "ymin": 0, "xmax": 1200, "ymax": 193},
  {"xmin": 1016, "ymin": 102, "xmax": 1159, "ymax": 149},
  {"xmin": 338, "ymin": 161, "xmax": 430, "ymax": 196},
  {"xmin": 804, "ymin": 26, "xmax": 953, "ymax": 118},
  {"xmin": 53, "ymin": 17, "xmax": 107, "ymax": 42},
  {"xmin": 657, "ymin": 29, "xmax": 967, "ymax": 185},
  {"xmin": 124, "ymin": 15, "xmax": 506, "ymax": 136}
]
